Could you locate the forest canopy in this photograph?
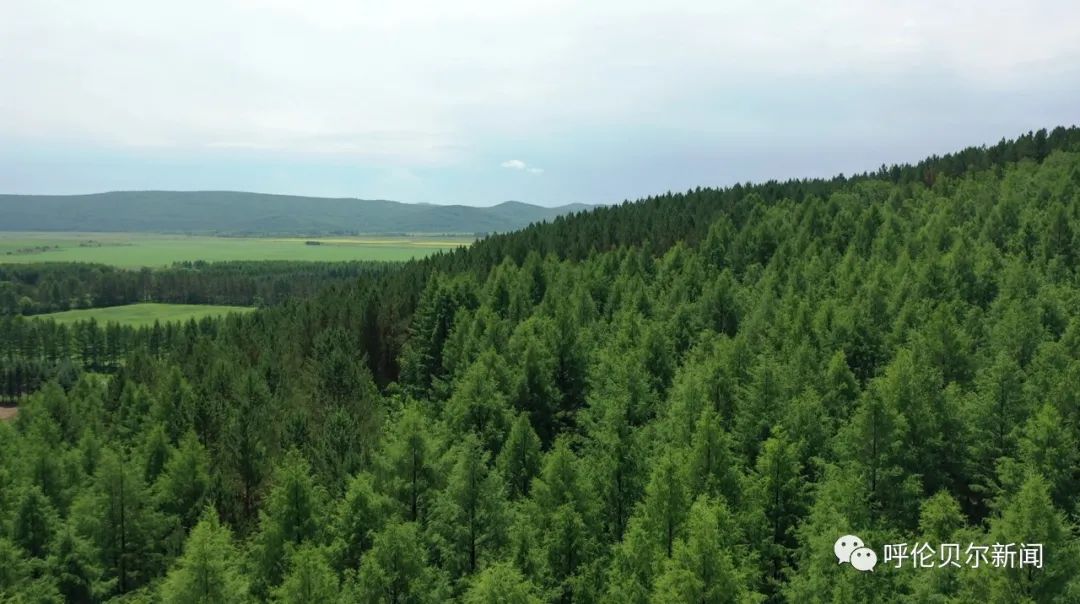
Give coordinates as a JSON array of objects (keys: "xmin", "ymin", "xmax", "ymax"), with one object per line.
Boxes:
[{"xmin": 2, "ymin": 127, "xmax": 1080, "ymax": 602}]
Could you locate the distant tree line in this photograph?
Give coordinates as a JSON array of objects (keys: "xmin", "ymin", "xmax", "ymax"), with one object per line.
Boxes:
[
  {"xmin": 0, "ymin": 261, "xmax": 393, "ymax": 316},
  {"xmin": 0, "ymin": 314, "xmax": 236, "ymax": 402}
]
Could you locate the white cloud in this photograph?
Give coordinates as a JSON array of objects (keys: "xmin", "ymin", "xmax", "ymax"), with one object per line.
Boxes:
[{"xmin": 501, "ymin": 159, "xmax": 544, "ymax": 174}]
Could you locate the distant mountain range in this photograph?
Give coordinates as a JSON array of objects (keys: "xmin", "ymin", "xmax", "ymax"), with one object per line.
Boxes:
[{"xmin": 0, "ymin": 191, "xmax": 593, "ymax": 235}]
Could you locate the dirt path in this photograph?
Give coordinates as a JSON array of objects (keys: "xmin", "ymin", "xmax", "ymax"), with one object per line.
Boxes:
[{"xmin": 0, "ymin": 406, "xmax": 17, "ymax": 422}]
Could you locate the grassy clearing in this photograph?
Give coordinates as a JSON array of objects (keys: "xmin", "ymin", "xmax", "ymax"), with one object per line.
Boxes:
[
  {"xmin": 35, "ymin": 303, "xmax": 254, "ymax": 327},
  {"xmin": 0, "ymin": 232, "xmax": 472, "ymax": 267}
]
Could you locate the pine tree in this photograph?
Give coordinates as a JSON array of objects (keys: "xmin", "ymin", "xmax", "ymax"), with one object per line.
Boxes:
[
  {"xmin": 751, "ymin": 431, "xmax": 804, "ymax": 590},
  {"xmin": 353, "ymin": 521, "xmax": 443, "ymax": 604},
  {"xmin": 141, "ymin": 423, "xmax": 173, "ymax": 484},
  {"xmin": 11, "ymin": 485, "xmax": 56, "ymax": 559},
  {"xmin": 223, "ymin": 368, "xmax": 275, "ymax": 528},
  {"xmin": 733, "ymin": 354, "xmax": 786, "ymax": 462},
  {"xmin": 837, "ymin": 376, "xmax": 918, "ymax": 527},
  {"xmin": 273, "ymin": 545, "xmax": 338, "ymax": 604},
  {"xmin": 331, "ymin": 471, "xmax": 393, "ymax": 572},
  {"xmin": 462, "ymin": 562, "xmax": 542, "ymax": 604},
  {"xmin": 1017, "ymin": 402, "xmax": 1078, "ymax": 513},
  {"xmin": 154, "ymin": 431, "xmax": 212, "ymax": 534},
  {"xmin": 511, "ymin": 321, "xmax": 561, "ymax": 445},
  {"xmin": 153, "ymin": 367, "xmax": 196, "ymax": 443},
  {"xmin": 445, "ymin": 351, "xmax": 514, "ymax": 454},
  {"xmin": 48, "ymin": 524, "xmax": 104, "ymax": 604},
  {"xmin": 0, "ymin": 535, "xmax": 61, "ymax": 602},
  {"xmin": 251, "ymin": 451, "xmax": 325, "ymax": 597},
  {"xmin": 497, "ymin": 413, "xmax": 541, "ymax": 500},
  {"xmin": 984, "ymin": 473, "xmax": 1078, "ymax": 602},
  {"xmin": 70, "ymin": 448, "xmax": 162, "ymax": 596},
  {"xmin": 641, "ymin": 451, "xmax": 688, "ymax": 559},
  {"xmin": 967, "ymin": 352, "xmax": 1028, "ymax": 507},
  {"xmin": 582, "ymin": 393, "xmax": 643, "ymax": 542},
  {"xmin": 603, "ymin": 514, "xmax": 658, "ymax": 604},
  {"xmin": 529, "ymin": 438, "xmax": 596, "ymax": 601},
  {"xmin": 651, "ymin": 496, "xmax": 746, "ymax": 604},
  {"xmin": 160, "ymin": 509, "xmax": 249, "ymax": 604},
  {"xmin": 686, "ymin": 408, "xmax": 743, "ymax": 505},
  {"xmin": 428, "ymin": 434, "xmax": 508, "ymax": 580},
  {"xmin": 378, "ymin": 404, "xmax": 437, "ymax": 522}
]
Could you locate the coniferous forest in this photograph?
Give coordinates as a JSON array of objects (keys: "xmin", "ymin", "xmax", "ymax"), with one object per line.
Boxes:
[{"xmin": 3, "ymin": 127, "xmax": 1080, "ymax": 602}]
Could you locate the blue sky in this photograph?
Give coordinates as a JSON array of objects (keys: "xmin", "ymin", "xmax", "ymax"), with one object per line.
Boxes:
[{"xmin": 2, "ymin": 0, "xmax": 1079, "ymax": 207}]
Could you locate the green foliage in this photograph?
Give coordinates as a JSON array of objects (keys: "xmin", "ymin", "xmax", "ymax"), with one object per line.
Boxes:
[
  {"xmin": 272, "ymin": 545, "xmax": 338, "ymax": 604},
  {"xmin": 330, "ymin": 471, "xmax": 393, "ymax": 572},
  {"xmin": 48, "ymin": 523, "xmax": 105, "ymax": 603},
  {"xmin": 497, "ymin": 413, "xmax": 542, "ymax": 500},
  {"xmin": 462, "ymin": 562, "xmax": 542, "ymax": 604},
  {"xmin": 159, "ymin": 509, "xmax": 248, "ymax": 604},
  {"xmin": 428, "ymin": 435, "xmax": 508, "ymax": 581},
  {"xmin": 11, "ymin": 485, "xmax": 57, "ymax": 559},
  {"xmin": 651, "ymin": 496, "xmax": 749, "ymax": 603},
  {"xmin": 250, "ymin": 451, "xmax": 326, "ymax": 597},
  {"xmin": 154, "ymin": 432, "xmax": 211, "ymax": 534},
  {"xmin": 3, "ymin": 130, "xmax": 1080, "ymax": 602},
  {"xmin": 352, "ymin": 521, "xmax": 444, "ymax": 603},
  {"xmin": 378, "ymin": 404, "xmax": 439, "ymax": 522},
  {"xmin": 445, "ymin": 351, "xmax": 513, "ymax": 454},
  {"xmin": 70, "ymin": 448, "xmax": 164, "ymax": 597}
]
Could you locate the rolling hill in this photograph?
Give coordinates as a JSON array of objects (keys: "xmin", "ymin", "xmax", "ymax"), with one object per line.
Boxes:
[{"xmin": 0, "ymin": 190, "xmax": 592, "ymax": 235}]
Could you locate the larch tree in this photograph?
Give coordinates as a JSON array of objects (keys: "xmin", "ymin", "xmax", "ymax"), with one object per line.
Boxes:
[{"xmin": 160, "ymin": 509, "xmax": 249, "ymax": 604}]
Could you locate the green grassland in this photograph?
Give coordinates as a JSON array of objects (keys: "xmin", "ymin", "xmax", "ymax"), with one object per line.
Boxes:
[
  {"xmin": 0, "ymin": 232, "xmax": 472, "ymax": 267},
  {"xmin": 35, "ymin": 303, "xmax": 254, "ymax": 327}
]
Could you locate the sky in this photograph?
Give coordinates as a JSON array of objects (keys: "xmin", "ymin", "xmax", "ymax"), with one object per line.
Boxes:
[{"xmin": 2, "ymin": 1, "xmax": 1079, "ymax": 207}]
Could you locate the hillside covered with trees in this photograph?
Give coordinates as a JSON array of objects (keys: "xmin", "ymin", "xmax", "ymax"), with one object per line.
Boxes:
[
  {"xmin": 2, "ymin": 127, "xmax": 1080, "ymax": 602},
  {"xmin": 0, "ymin": 191, "xmax": 590, "ymax": 236}
]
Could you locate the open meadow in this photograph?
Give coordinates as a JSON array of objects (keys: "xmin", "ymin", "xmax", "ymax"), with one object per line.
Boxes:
[
  {"xmin": 0, "ymin": 232, "xmax": 472, "ymax": 267},
  {"xmin": 34, "ymin": 302, "xmax": 255, "ymax": 327}
]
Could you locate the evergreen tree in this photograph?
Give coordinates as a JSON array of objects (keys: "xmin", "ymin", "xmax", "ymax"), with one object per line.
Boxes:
[
  {"xmin": 980, "ymin": 473, "xmax": 1079, "ymax": 602},
  {"xmin": 154, "ymin": 431, "xmax": 212, "ymax": 533},
  {"xmin": 11, "ymin": 485, "xmax": 56, "ymax": 559},
  {"xmin": 497, "ymin": 413, "xmax": 541, "ymax": 500},
  {"xmin": 353, "ymin": 521, "xmax": 443, "ymax": 604},
  {"xmin": 160, "ymin": 509, "xmax": 248, "ymax": 604},
  {"xmin": 751, "ymin": 431, "xmax": 804, "ymax": 591},
  {"xmin": 251, "ymin": 451, "xmax": 325, "ymax": 597},
  {"xmin": 331, "ymin": 471, "xmax": 393, "ymax": 572},
  {"xmin": 445, "ymin": 351, "xmax": 514, "ymax": 454},
  {"xmin": 651, "ymin": 496, "xmax": 746, "ymax": 604},
  {"xmin": 1016, "ymin": 402, "xmax": 1079, "ymax": 513},
  {"xmin": 837, "ymin": 376, "xmax": 918, "ymax": 527},
  {"xmin": 222, "ymin": 368, "xmax": 276, "ymax": 528},
  {"xmin": 686, "ymin": 408, "xmax": 742, "ymax": 505},
  {"xmin": 48, "ymin": 524, "xmax": 104, "ymax": 604},
  {"xmin": 273, "ymin": 545, "xmax": 339, "ymax": 604},
  {"xmin": 428, "ymin": 434, "xmax": 508, "ymax": 580},
  {"xmin": 70, "ymin": 448, "xmax": 163, "ymax": 596},
  {"xmin": 582, "ymin": 393, "xmax": 643, "ymax": 542},
  {"xmin": 379, "ymin": 404, "xmax": 438, "ymax": 522},
  {"xmin": 462, "ymin": 562, "xmax": 542, "ymax": 604},
  {"xmin": 641, "ymin": 451, "xmax": 688, "ymax": 559}
]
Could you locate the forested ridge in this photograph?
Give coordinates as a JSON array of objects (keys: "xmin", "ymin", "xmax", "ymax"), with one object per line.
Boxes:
[
  {"xmin": 2, "ymin": 127, "xmax": 1080, "ymax": 602},
  {"xmin": 0, "ymin": 191, "xmax": 589, "ymax": 235}
]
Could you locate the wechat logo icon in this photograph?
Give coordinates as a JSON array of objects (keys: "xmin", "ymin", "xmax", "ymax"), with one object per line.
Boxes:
[{"xmin": 835, "ymin": 535, "xmax": 877, "ymax": 572}]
